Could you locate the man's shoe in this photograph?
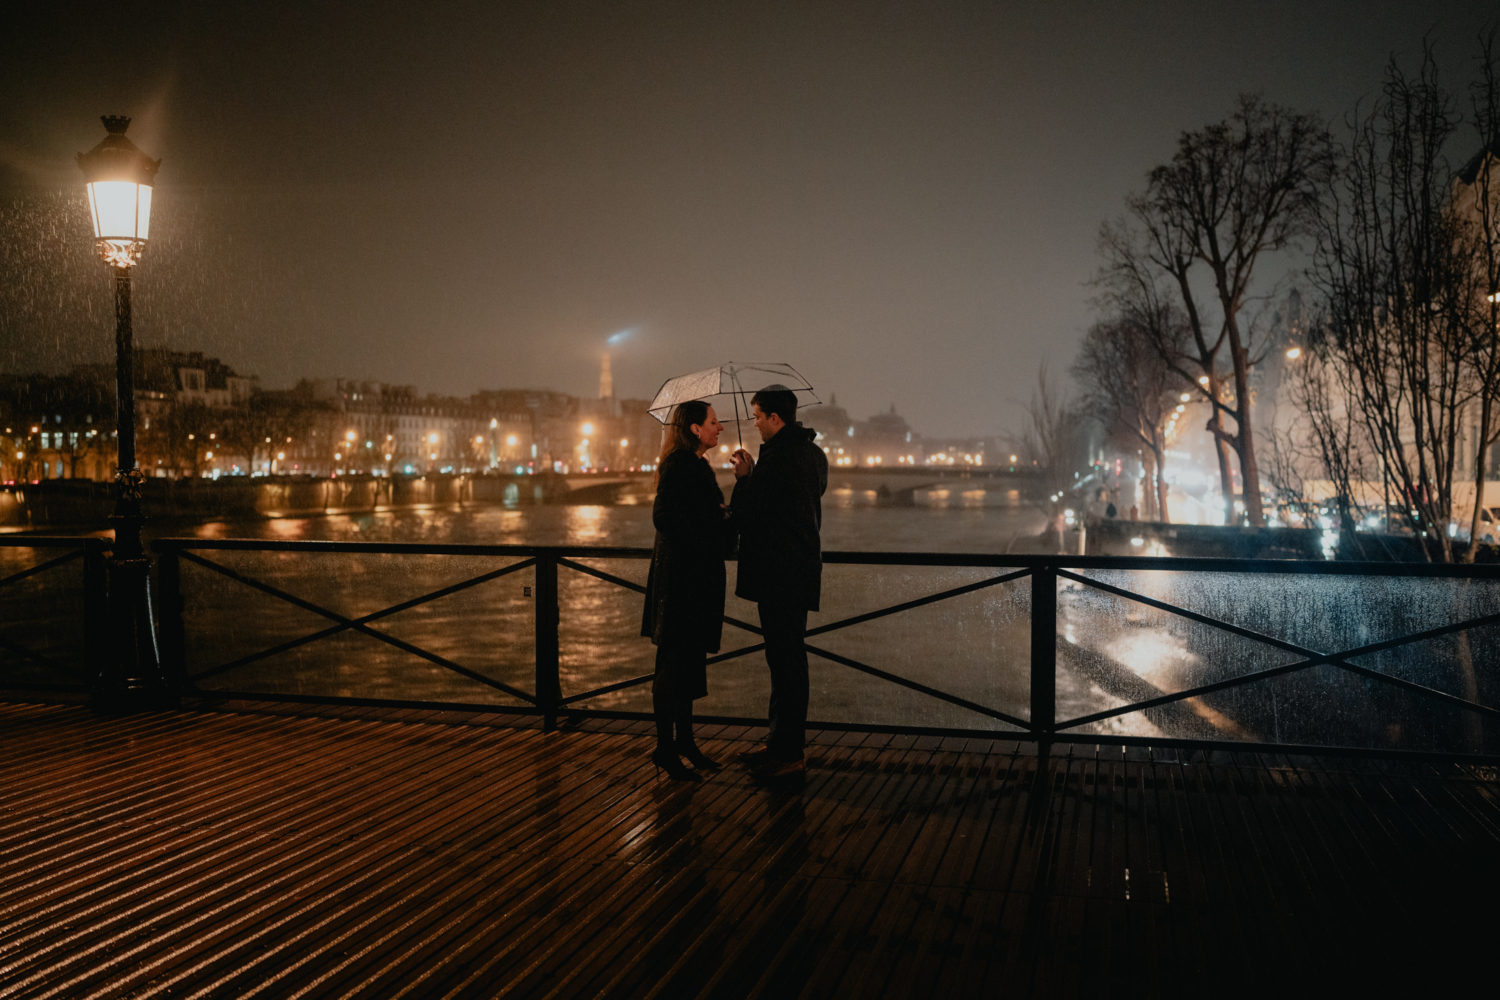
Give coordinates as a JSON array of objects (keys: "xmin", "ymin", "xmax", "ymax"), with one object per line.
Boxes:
[
  {"xmin": 752, "ymin": 756, "xmax": 805, "ymax": 780},
  {"xmin": 736, "ymin": 747, "xmax": 774, "ymax": 768}
]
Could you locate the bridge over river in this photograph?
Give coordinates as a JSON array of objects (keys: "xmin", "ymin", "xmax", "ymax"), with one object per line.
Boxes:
[{"xmin": 2, "ymin": 536, "xmax": 1497, "ymax": 996}]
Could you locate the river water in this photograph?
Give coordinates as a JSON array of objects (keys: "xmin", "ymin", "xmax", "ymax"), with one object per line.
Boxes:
[
  {"xmin": 5, "ymin": 486, "xmax": 1497, "ymax": 753},
  {"xmin": 168, "ymin": 491, "xmax": 1059, "ymax": 733}
]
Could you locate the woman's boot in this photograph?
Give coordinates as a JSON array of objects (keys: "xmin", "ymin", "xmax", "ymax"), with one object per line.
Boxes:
[
  {"xmin": 675, "ymin": 703, "xmax": 721, "ymax": 771},
  {"xmin": 652, "ymin": 692, "xmax": 699, "ymax": 781}
]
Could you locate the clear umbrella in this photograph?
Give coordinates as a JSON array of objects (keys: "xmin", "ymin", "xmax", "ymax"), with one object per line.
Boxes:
[{"xmin": 647, "ymin": 362, "xmax": 820, "ymax": 447}]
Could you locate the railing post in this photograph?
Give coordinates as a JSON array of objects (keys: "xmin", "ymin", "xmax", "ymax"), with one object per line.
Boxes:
[
  {"xmin": 1030, "ymin": 563, "xmax": 1056, "ymax": 739},
  {"xmin": 155, "ymin": 543, "xmax": 186, "ymax": 699},
  {"xmin": 535, "ymin": 552, "xmax": 561, "ymax": 731},
  {"xmin": 82, "ymin": 541, "xmax": 108, "ymax": 688}
]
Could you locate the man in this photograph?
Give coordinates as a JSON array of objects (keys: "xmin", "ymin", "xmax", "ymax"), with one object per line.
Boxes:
[{"xmin": 729, "ymin": 384, "xmax": 828, "ymax": 779}]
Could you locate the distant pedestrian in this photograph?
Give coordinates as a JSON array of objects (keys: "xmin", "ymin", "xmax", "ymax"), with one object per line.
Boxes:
[
  {"xmin": 1105, "ymin": 501, "xmax": 1117, "ymax": 519},
  {"xmin": 641, "ymin": 400, "xmax": 732, "ymax": 782},
  {"xmin": 730, "ymin": 385, "xmax": 829, "ymax": 780}
]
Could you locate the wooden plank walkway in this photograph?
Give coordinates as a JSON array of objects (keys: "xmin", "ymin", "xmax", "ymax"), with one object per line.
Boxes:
[{"xmin": 0, "ymin": 699, "xmax": 1496, "ymax": 998}]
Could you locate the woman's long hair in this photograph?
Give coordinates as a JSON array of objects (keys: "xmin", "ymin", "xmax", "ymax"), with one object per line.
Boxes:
[{"xmin": 654, "ymin": 400, "xmax": 709, "ymax": 487}]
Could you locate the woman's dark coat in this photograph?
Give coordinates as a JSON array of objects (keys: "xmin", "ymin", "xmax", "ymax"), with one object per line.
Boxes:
[{"xmin": 641, "ymin": 449, "xmax": 730, "ymax": 653}]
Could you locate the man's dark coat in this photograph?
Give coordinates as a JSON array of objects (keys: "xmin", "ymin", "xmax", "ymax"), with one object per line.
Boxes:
[
  {"xmin": 730, "ymin": 423, "xmax": 829, "ymax": 611},
  {"xmin": 641, "ymin": 449, "xmax": 729, "ymax": 652}
]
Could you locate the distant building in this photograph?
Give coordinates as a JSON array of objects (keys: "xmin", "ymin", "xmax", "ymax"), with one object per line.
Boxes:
[
  {"xmin": 800, "ymin": 394, "xmax": 857, "ymax": 466},
  {"xmin": 475, "ymin": 388, "xmax": 661, "ymax": 473},
  {"xmin": 62, "ymin": 350, "xmax": 262, "ymax": 479},
  {"xmin": 858, "ymin": 404, "xmax": 918, "ymax": 467},
  {"xmin": 296, "ymin": 380, "xmax": 534, "ymax": 477},
  {"xmin": 0, "ymin": 372, "xmax": 114, "ymax": 483},
  {"xmin": 799, "ymin": 395, "xmax": 924, "ymax": 467}
]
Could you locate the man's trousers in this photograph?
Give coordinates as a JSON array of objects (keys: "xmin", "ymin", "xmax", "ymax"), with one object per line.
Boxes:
[{"xmin": 759, "ymin": 602, "xmax": 809, "ymax": 761}]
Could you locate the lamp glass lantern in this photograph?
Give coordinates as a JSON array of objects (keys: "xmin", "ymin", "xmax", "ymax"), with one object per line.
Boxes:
[{"xmin": 76, "ymin": 116, "xmax": 160, "ymax": 268}]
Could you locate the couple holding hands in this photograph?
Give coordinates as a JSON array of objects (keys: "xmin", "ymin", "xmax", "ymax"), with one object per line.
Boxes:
[{"xmin": 640, "ymin": 385, "xmax": 828, "ymax": 782}]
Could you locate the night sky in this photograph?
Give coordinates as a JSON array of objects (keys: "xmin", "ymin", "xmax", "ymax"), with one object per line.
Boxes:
[{"xmin": 2, "ymin": 1, "xmax": 1494, "ymax": 436}]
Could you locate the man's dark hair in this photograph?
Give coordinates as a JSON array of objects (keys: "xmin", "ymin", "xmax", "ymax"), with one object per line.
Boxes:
[{"xmin": 751, "ymin": 385, "xmax": 798, "ymax": 426}]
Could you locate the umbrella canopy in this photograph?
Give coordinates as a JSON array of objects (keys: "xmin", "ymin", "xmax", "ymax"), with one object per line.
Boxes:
[{"xmin": 647, "ymin": 363, "xmax": 819, "ymax": 428}]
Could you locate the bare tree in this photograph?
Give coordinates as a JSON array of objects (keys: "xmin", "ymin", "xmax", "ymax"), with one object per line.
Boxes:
[
  {"xmin": 1100, "ymin": 96, "xmax": 1334, "ymax": 527},
  {"xmin": 1284, "ymin": 326, "xmax": 1383, "ymax": 552},
  {"xmin": 141, "ymin": 401, "xmax": 222, "ymax": 478},
  {"xmin": 1020, "ymin": 364, "xmax": 1090, "ymax": 520},
  {"xmin": 222, "ymin": 388, "xmax": 326, "ymax": 474},
  {"xmin": 1098, "ymin": 221, "xmax": 1237, "ymax": 521},
  {"xmin": 1309, "ymin": 46, "xmax": 1480, "ymax": 562},
  {"xmin": 1072, "ymin": 310, "xmax": 1183, "ymax": 521}
]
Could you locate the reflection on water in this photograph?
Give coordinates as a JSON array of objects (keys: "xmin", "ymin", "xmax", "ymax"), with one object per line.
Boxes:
[
  {"xmin": 565, "ymin": 505, "xmax": 610, "ymax": 545},
  {"xmin": 147, "ymin": 498, "xmax": 1047, "ymax": 553}
]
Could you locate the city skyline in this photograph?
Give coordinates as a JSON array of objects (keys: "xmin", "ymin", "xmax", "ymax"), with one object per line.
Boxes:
[{"xmin": 1, "ymin": 345, "xmax": 990, "ymax": 485}]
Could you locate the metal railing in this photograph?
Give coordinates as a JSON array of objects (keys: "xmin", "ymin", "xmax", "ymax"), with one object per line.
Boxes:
[
  {"xmin": 135, "ymin": 538, "xmax": 1500, "ymax": 761},
  {"xmin": 0, "ymin": 535, "xmax": 109, "ymax": 691}
]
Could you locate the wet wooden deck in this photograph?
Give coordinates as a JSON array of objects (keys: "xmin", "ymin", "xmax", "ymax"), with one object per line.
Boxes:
[{"xmin": 0, "ymin": 699, "xmax": 1497, "ymax": 998}]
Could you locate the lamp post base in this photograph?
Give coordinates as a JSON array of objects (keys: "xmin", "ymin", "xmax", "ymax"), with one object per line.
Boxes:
[{"xmin": 90, "ymin": 502, "xmax": 172, "ymax": 712}]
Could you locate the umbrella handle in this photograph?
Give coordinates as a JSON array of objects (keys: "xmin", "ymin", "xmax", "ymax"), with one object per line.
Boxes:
[
  {"xmin": 728, "ymin": 368, "xmax": 743, "ymax": 451},
  {"xmin": 734, "ymin": 385, "xmax": 743, "ymax": 450}
]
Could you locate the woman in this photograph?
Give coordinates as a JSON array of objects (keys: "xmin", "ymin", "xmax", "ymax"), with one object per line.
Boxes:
[{"xmin": 641, "ymin": 399, "xmax": 731, "ymax": 781}]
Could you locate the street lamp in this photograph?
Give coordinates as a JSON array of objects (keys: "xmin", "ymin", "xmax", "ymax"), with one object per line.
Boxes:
[{"xmin": 76, "ymin": 115, "xmax": 167, "ymax": 709}]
